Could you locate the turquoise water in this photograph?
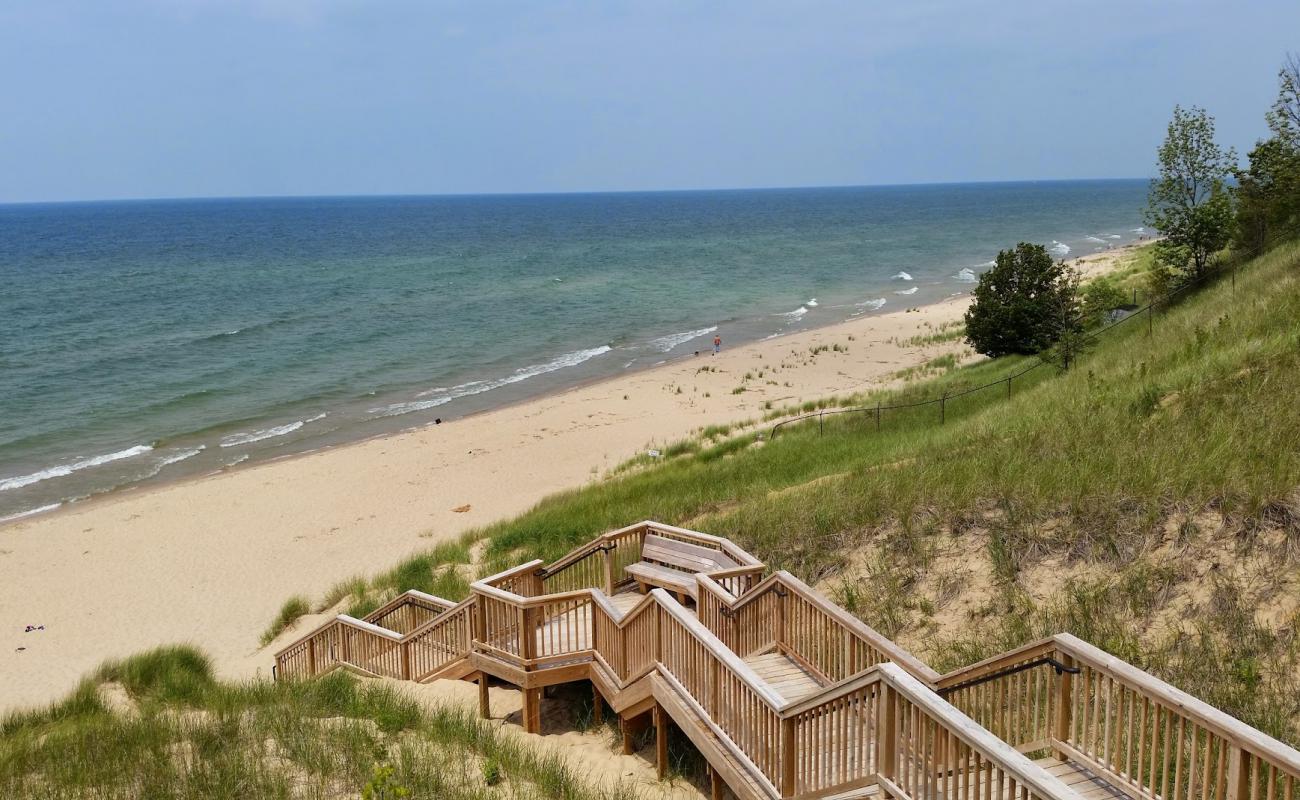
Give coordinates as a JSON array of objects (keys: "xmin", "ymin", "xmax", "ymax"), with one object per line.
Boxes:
[{"xmin": 0, "ymin": 181, "xmax": 1149, "ymax": 520}]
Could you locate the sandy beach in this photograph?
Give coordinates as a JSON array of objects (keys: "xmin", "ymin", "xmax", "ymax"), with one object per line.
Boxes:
[{"xmin": 0, "ymin": 244, "xmax": 1142, "ymax": 714}]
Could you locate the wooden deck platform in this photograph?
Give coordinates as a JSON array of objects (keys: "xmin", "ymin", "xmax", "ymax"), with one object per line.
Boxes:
[
  {"xmin": 743, "ymin": 651, "xmax": 826, "ymax": 702},
  {"xmin": 1033, "ymin": 759, "xmax": 1129, "ymax": 800}
]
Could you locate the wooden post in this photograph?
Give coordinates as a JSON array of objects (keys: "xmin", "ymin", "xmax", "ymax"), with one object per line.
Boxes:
[
  {"xmin": 591, "ymin": 683, "xmax": 605, "ymax": 726},
  {"xmin": 520, "ymin": 605, "xmax": 537, "ymax": 662},
  {"xmin": 654, "ymin": 705, "xmax": 669, "ymax": 781},
  {"xmin": 775, "ymin": 589, "xmax": 787, "ymax": 652},
  {"xmin": 1053, "ymin": 653, "xmax": 1075, "ymax": 760},
  {"xmin": 1226, "ymin": 747, "xmax": 1251, "ymax": 800},
  {"xmin": 400, "ymin": 642, "xmax": 411, "ymax": 681},
  {"xmin": 602, "ymin": 546, "xmax": 615, "ymax": 594},
  {"xmin": 306, "ymin": 637, "xmax": 317, "ymax": 676},
  {"xmin": 780, "ymin": 716, "xmax": 797, "ymax": 797},
  {"xmin": 339, "ymin": 628, "xmax": 351, "ymax": 664},
  {"xmin": 710, "ymin": 765, "xmax": 725, "ymax": 800},
  {"xmin": 522, "ymin": 687, "xmax": 542, "ymax": 734},
  {"xmin": 478, "ymin": 672, "xmax": 491, "ymax": 719},
  {"xmin": 876, "ymin": 684, "xmax": 896, "ymax": 782},
  {"xmin": 620, "ymin": 715, "xmax": 638, "ymax": 756}
]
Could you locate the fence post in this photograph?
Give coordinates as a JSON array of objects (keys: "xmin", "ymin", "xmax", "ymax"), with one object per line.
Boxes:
[
  {"xmin": 1148, "ymin": 304, "xmax": 1153, "ymax": 336},
  {"xmin": 781, "ymin": 716, "xmax": 797, "ymax": 797},
  {"xmin": 1053, "ymin": 652, "xmax": 1075, "ymax": 761},
  {"xmin": 875, "ymin": 400, "xmax": 881, "ymax": 432},
  {"xmin": 602, "ymin": 546, "xmax": 615, "ymax": 595},
  {"xmin": 1006, "ymin": 375, "xmax": 1012, "ymax": 400},
  {"xmin": 940, "ymin": 392, "xmax": 947, "ymax": 424},
  {"xmin": 876, "ymin": 683, "xmax": 896, "ymax": 783},
  {"xmin": 819, "ymin": 410, "xmax": 824, "ymax": 435}
]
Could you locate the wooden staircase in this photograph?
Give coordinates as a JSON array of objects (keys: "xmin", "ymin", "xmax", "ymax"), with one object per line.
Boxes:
[{"xmin": 274, "ymin": 521, "xmax": 1300, "ymax": 800}]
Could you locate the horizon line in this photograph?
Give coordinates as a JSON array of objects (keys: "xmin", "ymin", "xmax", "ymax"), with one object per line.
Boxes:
[{"xmin": 0, "ymin": 176, "xmax": 1151, "ymax": 208}]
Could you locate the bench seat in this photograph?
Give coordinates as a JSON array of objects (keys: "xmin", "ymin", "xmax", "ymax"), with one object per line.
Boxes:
[
  {"xmin": 625, "ymin": 533, "xmax": 745, "ymax": 601},
  {"xmin": 625, "ymin": 562, "xmax": 697, "ymax": 599}
]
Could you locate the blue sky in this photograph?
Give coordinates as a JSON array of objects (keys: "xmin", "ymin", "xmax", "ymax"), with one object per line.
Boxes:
[{"xmin": 2, "ymin": 1, "xmax": 1297, "ymax": 203}]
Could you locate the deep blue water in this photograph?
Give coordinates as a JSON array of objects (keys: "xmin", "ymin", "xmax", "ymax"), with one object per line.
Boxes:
[{"xmin": 0, "ymin": 181, "xmax": 1149, "ymax": 520}]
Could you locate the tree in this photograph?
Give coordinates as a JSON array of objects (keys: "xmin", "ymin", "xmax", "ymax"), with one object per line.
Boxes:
[
  {"xmin": 1080, "ymin": 277, "xmax": 1129, "ymax": 327},
  {"xmin": 1146, "ymin": 105, "xmax": 1236, "ymax": 281},
  {"xmin": 964, "ymin": 243, "xmax": 1079, "ymax": 358},
  {"xmin": 1236, "ymin": 55, "xmax": 1300, "ymax": 252}
]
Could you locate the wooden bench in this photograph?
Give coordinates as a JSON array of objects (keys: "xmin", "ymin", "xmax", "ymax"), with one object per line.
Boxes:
[{"xmin": 625, "ymin": 533, "xmax": 739, "ymax": 602}]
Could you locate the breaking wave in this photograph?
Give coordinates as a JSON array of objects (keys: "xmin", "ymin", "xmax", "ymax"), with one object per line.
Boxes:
[
  {"xmin": 892, "ymin": 271, "xmax": 913, "ymax": 281},
  {"xmin": 1049, "ymin": 241, "xmax": 1071, "ymax": 256},
  {"xmin": 219, "ymin": 414, "xmax": 327, "ymax": 448},
  {"xmin": 647, "ymin": 326, "xmax": 717, "ymax": 353},
  {"xmin": 954, "ymin": 268, "xmax": 978, "ymax": 283},
  {"xmin": 895, "ymin": 287, "xmax": 919, "ymax": 296},
  {"xmin": 0, "ymin": 445, "xmax": 154, "ymax": 492},
  {"xmin": 856, "ymin": 298, "xmax": 887, "ymax": 311},
  {"xmin": 369, "ymin": 345, "xmax": 613, "ymax": 418}
]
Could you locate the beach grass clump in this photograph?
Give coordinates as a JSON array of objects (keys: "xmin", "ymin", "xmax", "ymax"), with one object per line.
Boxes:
[
  {"xmin": 260, "ymin": 595, "xmax": 311, "ymax": 646},
  {"xmin": 0, "ymin": 645, "xmax": 639, "ymax": 800}
]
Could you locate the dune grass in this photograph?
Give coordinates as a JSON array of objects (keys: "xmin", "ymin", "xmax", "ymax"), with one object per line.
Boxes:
[
  {"xmin": 0, "ymin": 646, "xmax": 640, "ymax": 800},
  {"xmin": 260, "ymin": 594, "xmax": 310, "ymax": 646}
]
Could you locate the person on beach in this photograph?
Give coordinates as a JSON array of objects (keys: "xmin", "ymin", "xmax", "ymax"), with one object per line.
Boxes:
[{"xmin": 713, "ymin": 334, "xmax": 721, "ymax": 355}]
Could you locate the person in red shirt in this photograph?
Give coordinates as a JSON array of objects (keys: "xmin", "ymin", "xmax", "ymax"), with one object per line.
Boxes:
[{"xmin": 713, "ymin": 334, "xmax": 721, "ymax": 355}]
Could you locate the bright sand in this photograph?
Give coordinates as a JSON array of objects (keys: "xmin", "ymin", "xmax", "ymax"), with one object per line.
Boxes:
[{"xmin": 0, "ymin": 245, "xmax": 1142, "ymax": 714}]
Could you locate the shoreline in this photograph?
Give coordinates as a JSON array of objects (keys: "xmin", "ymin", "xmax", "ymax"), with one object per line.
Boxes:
[{"xmin": 0, "ymin": 242, "xmax": 1148, "ymax": 714}]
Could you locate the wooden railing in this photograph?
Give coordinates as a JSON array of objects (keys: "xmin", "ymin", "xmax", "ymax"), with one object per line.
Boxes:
[
  {"xmin": 697, "ymin": 570, "xmax": 938, "ymax": 685},
  {"xmin": 877, "ymin": 663, "xmax": 1082, "ymax": 800},
  {"xmin": 274, "ymin": 592, "xmax": 465, "ymax": 681},
  {"xmin": 366, "ymin": 590, "xmax": 456, "ymax": 635},
  {"xmin": 407, "ymin": 597, "xmax": 475, "ymax": 681},
  {"xmin": 937, "ymin": 634, "xmax": 1300, "ymax": 800}
]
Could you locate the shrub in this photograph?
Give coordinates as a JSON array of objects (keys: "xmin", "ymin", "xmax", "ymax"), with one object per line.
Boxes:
[{"xmin": 964, "ymin": 243, "xmax": 1079, "ymax": 357}]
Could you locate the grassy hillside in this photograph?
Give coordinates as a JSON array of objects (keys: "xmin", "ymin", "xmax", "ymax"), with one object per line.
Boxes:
[
  {"xmin": 326, "ymin": 238, "xmax": 1300, "ymax": 742},
  {"xmin": 0, "ymin": 647, "xmax": 639, "ymax": 799}
]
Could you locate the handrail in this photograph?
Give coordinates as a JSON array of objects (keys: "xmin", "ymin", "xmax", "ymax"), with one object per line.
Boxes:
[
  {"xmin": 652, "ymin": 588, "xmax": 788, "ymax": 708},
  {"xmin": 879, "ymin": 663, "xmax": 1086, "ymax": 800},
  {"xmin": 935, "ymin": 636, "xmax": 1058, "ymax": 688},
  {"xmin": 1054, "ymin": 633, "xmax": 1300, "ymax": 777},
  {"xmin": 478, "ymin": 559, "xmax": 544, "ymax": 587}
]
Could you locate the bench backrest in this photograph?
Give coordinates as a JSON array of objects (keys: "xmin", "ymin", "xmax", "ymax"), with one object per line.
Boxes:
[{"xmin": 642, "ymin": 533, "xmax": 738, "ymax": 573}]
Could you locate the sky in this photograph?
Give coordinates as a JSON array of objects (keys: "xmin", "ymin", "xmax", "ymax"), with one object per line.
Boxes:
[{"xmin": 1, "ymin": 1, "xmax": 1298, "ymax": 203}]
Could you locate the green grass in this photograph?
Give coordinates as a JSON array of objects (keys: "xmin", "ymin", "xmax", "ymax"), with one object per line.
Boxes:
[
  {"xmin": 260, "ymin": 595, "xmax": 310, "ymax": 646},
  {"xmin": 0, "ymin": 647, "xmax": 640, "ymax": 799}
]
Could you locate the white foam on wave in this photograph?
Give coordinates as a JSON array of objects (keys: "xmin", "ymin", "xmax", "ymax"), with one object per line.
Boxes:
[
  {"xmin": 1049, "ymin": 241, "xmax": 1071, "ymax": 256},
  {"xmin": 954, "ymin": 268, "xmax": 978, "ymax": 283},
  {"xmin": 0, "ymin": 445, "xmax": 154, "ymax": 493},
  {"xmin": 370, "ymin": 345, "xmax": 614, "ymax": 418},
  {"xmin": 219, "ymin": 414, "xmax": 327, "ymax": 448},
  {"xmin": 806, "ymin": 298, "xmax": 819, "ymax": 307},
  {"xmin": 781, "ymin": 306, "xmax": 809, "ymax": 319},
  {"xmin": 648, "ymin": 325, "xmax": 717, "ymax": 353},
  {"xmin": 856, "ymin": 298, "xmax": 887, "ymax": 311},
  {"xmin": 1106, "ymin": 234, "xmax": 1121, "ymax": 240},
  {"xmin": 1131, "ymin": 227, "xmax": 1145, "ymax": 233},
  {"xmin": 1085, "ymin": 236, "xmax": 1106, "ymax": 243},
  {"xmin": 979, "ymin": 260, "xmax": 996, "ymax": 268},
  {"xmin": 895, "ymin": 287, "xmax": 919, "ymax": 296},
  {"xmin": 892, "ymin": 271, "xmax": 913, "ymax": 281},
  {"xmin": 0, "ymin": 503, "xmax": 63, "ymax": 524},
  {"xmin": 159, "ymin": 446, "xmax": 205, "ymax": 467}
]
